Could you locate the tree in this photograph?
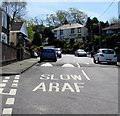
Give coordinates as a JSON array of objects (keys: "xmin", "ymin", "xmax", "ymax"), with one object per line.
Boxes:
[
  {"xmin": 109, "ymin": 17, "xmax": 120, "ymax": 25},
  {"xmin": 45, "ymin": 8, "xmax": 88, "ymax": 26},
  {"xmin": 32, "ymin": 32, "xmax": 42, "ymax": 46},
  {"xmin": 2, "ymin": 0, "xmax": 27, "ymax": 23}
]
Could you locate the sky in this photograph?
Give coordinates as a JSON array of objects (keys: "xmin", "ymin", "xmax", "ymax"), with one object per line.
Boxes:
[{"xmin": 26, "ymin": 1, "xmax": 119, "ymax": 22}]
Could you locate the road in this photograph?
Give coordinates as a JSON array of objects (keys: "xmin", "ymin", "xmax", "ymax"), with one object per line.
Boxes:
[{"xmin": 1, "ymin": 54, "xmax": 119, "ymax": 115}]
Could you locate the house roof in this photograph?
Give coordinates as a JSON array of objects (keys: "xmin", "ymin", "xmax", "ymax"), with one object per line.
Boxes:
[
  {"xmin": 52, "ymin": 23, "xmax": 84, "ymax": 31},
  {"xmin": 11, "ymin": 22, "xmax": 23, "ymax": 31},
  {"xmin": 102, "ymin": 23, "xmax": 120, "ymax": 30},
  {"xmin": 11, "ymin": 22, "xmax": 28, "ymax": 37}
]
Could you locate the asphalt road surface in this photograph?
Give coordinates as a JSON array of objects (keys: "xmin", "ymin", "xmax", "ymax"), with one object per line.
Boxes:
[{"xmin": 1, "ymin": 54, "xmax": 119, "ymax": 115}]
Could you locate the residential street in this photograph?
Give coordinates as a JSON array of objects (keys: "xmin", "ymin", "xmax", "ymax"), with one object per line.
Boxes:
[{"xmin": 1, "ymin": 54, "xmax": 118, "ymax": 115}]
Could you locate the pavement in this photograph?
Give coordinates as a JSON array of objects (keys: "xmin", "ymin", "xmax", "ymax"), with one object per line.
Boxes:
[{"xmin": 0, "ymin": 58, "xmax": 40, "ymax": 76}]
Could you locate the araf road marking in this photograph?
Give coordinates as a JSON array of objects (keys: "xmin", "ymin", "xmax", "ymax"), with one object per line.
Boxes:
[
  {"xmin": 5, "ymin": 77, "xmax": 10, "ymax": 79},
  {"xmin": 41, "ymin": 63, "xmax": 53, "ymax": 67},
  {"xmin": 6, "ymin": 98, "xmax": 15, "ymax": 105},
  {"xmin": 82, "ymin": 70, "xmax": 90, "ymax": 80},
  {"xmin": 2, "ymin": 108, "xmax": 13, "ymax": 114},
  {"xmin": 32, "ymin": 82, "xmax": 84, "ymax": 92},
  {"xmin": 62, "ymin": 63, "xmax": 74, "ymax": 67},
  {"xmin": 76, "ymin": 63, "xmax": 80, "ymax": 68},
  {"xmin": 0, "ymin": 83, "xmax": 6, "ymax": 87}
]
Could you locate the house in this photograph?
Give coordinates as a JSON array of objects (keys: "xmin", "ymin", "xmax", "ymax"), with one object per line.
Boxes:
[
  {"xmin": 0, "ymin": 7, "xmax": 11, "ymax": 44},
  {"xmin": 102, "ymin": 23, "xmax": 120, "ymax": 35},
  {"xmin": 52, "ymin": 23, "xmax": 88, "ymax": 42},
  {"xmin": 10, "ymin": 22, "xmax": 30, "ymax": 47}
]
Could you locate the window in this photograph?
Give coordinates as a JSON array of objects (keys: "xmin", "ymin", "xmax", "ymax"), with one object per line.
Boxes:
[
  {"xmin": 1, "ymin": 32, "xmax": 7, "ymax": 44},
  {"xmin": 54, "ymin": 30, "xmax": 57, "ymax": 35},
  {"xmin": 78, "ymin": 28, "xmax": 81, "ymax": 33},
  {"xmin": 2, "ymin": 11, "xmax": 7, "ymax": 29},
  {"xmin": 60, "ymin": 30, "xmax": 63, "ymax": 35},
  {"xmin": 71, "ymin": 28, "xmax": 74, "ymax": 33}
]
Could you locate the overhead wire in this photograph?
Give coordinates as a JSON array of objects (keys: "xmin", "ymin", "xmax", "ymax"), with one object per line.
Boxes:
[{"xmin": 98, "ymin": 0, "xmax": 116, "ymax": 18}]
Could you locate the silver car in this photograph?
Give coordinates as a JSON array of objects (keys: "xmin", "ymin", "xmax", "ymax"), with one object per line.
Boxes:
[
  {"xmin": 75, "ymin": 49, "xmax": 87, "ymax": 57},
  {"xmin": 93, "ymin": 48, "xmax": 117, "ymax": 65}
]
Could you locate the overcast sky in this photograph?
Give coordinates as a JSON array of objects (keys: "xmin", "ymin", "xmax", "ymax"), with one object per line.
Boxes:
[{"xmin": 26, "ymin": 1, "xmax": 119, "ymax": 22}]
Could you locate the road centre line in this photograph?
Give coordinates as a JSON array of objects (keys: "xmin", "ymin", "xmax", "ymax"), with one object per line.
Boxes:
[
  {"xmin": 5, "ymin": 77, "xmax": 10, "ymax": 79},
  {"xmin": 2, "ymin": 80, "xmax": 8, "ymax": 83},
  {"xmin": 0, "ymin": 83, "xmax": 6, "ymax": 87},
  {"xmin": 76, "ymin": 63, "xmax": 81, "ymax": 68},
  {"xmin": 82, "ymin": 70, "xmax": 90, "ymax": 80},
  {"xmin": 15, "ymin": 75, "xmax": 20, "ymax": 80},
  {"xmin": 6, "ymin": 98, "xmax": 15, "ymax": 105},
  {"xmin": 2, "ymin": 108, "xmax": 13, "ymax": 114}
]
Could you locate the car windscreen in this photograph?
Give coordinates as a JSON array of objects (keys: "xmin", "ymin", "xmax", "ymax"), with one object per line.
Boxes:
[
  {"xmin": 42, "ymin": 49, "xmax": 54, "ymax": 53},
  {"xmin": 102, "ymin": 50, "xmax": 114, "ymax": 54}
]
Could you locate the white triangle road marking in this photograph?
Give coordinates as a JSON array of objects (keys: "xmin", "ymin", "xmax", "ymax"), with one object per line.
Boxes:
[
  {"xmin": 41, "ymin": 63, "xmax": 53, "ymax": 67},
  {"xmin": 62, "ymin": 63, "xmax": 74, "ymax": 67}
]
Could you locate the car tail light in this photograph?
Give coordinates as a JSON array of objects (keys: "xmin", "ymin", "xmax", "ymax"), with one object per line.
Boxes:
[{"xmin": 100, "ymin": 53, "xmax": 104, "ymax": 56}]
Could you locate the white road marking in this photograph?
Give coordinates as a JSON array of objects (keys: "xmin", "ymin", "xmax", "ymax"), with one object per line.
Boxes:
[
  {"xmin": 82, "ymin": 70, "xmax": 90, "ymax": 80},
  {"xmin": 62, "ymin": 63, "xmax": 74, "ymax": 67},
  {"xmin": 76, "ymin": 63, "xmax": 80, "ymax": 68},
  {"xmin": 73, "ymin": 60, "xmax": 76, "ymax": 62},
  {"xmin": 0, "ymin": 83, "xmax": 6, "ymax": 87},
  {"xmin": 11, "ymin": 83, "xmax": 18, "ymax": 87},
  {"xmin": 5, "ymin": 77, "xmax": 10, "ymax": 79},
  {"xmin": 13, "ymin": 80, "xmax": 19, "ymax": 83},
  {"xmin": 86, "ymin": 63, "xmax": 90, "ymax": 65},
  {"xmin": 6, "ymin": 98, "xmax": 15, "ymax": 105},
  {"xmin": 41, "ymin": 63, "xmax": 53, "ymax": 67},
  {"xmin": 2, "ymin": 108, "xmax": 13, "ymax": 114},
  {"xmin": 2, "ymin": 80, "xmax": 8, "ymax": 83},
  {"xmin": 15, "ymin": 75, "xmax": 20, "ymax": 80},
  {"xmin": 0, "ymin": 88, "xmax": 4, "ymax": 94},
  {"xmin": 9, "ymin": 89, "xmax": 17, "ymax": 95}
]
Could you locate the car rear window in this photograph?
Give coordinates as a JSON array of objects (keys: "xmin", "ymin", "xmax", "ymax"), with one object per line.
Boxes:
[
  {"xmin": 102, "ymin": 50, "xmax": 114, "ymax": 54},
  {"xmin": 42, "ymin": 49, "xmax": 54, "ymax": 53}
]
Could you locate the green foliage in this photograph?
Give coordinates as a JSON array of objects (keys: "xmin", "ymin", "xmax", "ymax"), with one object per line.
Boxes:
[{"xmin": 46, "ymin": 8, "xmax": 87, "ymax": 26}]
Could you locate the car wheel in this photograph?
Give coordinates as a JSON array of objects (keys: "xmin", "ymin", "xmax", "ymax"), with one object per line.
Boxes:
[
  {"xmin": 113, "ymin": 62, "xmax": 117, "ymax": 65},
  {"xmin": 93, "ymin": 57, "xmax": 96, "ymax": 64},
  {"xmin": 97, "ymin": 58, "xmax": 101, "ymax": 64}
]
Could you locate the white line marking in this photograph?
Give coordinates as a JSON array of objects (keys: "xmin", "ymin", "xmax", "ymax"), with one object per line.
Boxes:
[
  {"xmin": 15, "ymin": 75, "xmax": 20, "ymax": 80},
  {"xmin": 41, "ymin": 63, "xmax": 53, "ymax": 67},
  {"xmin": 0, "ymin": 83, "xmax": 6, "ymax": 87},
  {"xmin": 9, "ymin": 89, "xmax": 17, "ymax": 95},
  {"xmin": 62, "ymin": 63, "xmax": 74, "ymax": 67},
  {"xmin": 11, "ymin": 83, "xmax": 18, "ymax": 87},
  {"xmin": 0, "ymin": 88, "xmax": 4, "ymax": 94},
  {"xmin": 6, "ymin": 98, "xmax": 15, "ymax": 105},
  {"xmin": 82, "ymin": 70, "xmax": 90, "ymax": 80},
  {"xmin": 76, "ymin": 63, "xmax": 80, "ymax": 68},
  {"xmin": 5, "ymin": 77, "xmax": 10, "ymax": 79},
  {"xmin": 13, "ymin": 80, "xmax": 19, "ymax": 83},
  {"xmin": 2, "ymin": 80, "xmax": 8, "ymax": 83},
  {"xmin": 73, "ymin": 60, "xmax": 76, "ymax": 62},
  {"xmin": 2, "ymin": 108, "xmax": 13, "ymax": 114},
  {"xmin": 86, "ymin": 63, "xmax": 90, "ymax": 65}
]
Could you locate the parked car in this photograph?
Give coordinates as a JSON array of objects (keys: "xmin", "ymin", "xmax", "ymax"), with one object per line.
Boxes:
[
  {"xmin": 55, "ymin": 48, "xmax": 62, "ymax": 58},
  {"xmin": 40, "ymin": 48, "xmax": 57, "ymax": 62},
  {"xmin": 75, "ymin": 49, "xmax": 87, "ymax": 57},
  {"xmin": 93, "ymin": 48, "xmax": 117, "ymax": 65}
]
